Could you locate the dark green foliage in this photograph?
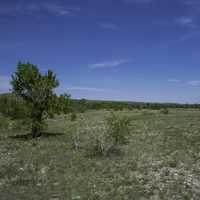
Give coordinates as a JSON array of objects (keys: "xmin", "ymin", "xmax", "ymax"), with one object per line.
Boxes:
[
  {"xmin": 63, "ymin": 99, "xmax": 200, "ymax": 113},
  {"xmin": 57, "ymin": 93, "xmax": 71, "ymax": 114},
  {"xmin": 160, "ymin": 108, "xmax": 169, "ymax": 115},
  {"xmin": 0, "ymin": 116, "xmax": 9, "ymax": 130},
  {"xmin": 0, "ymin": 94, "xmax": 30, "ymax": 119},
  {"xmin": 11, "ymin": 62, "xmax": 59, "ymax": 137},
  {"xmin": 70, "ymin": 112, "xmax": 77, "ymax": 121}
]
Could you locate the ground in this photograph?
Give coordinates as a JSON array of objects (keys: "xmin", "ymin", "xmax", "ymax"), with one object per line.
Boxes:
[{"xmin": 0, "ymin": 109, "xmax": 200, "ymax": 200}]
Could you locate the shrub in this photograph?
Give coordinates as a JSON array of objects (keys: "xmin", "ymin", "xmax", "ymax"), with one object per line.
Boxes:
[
  {"xmin": 71, "ymin": 113, "xmax": 77, "ymax": 121},
  {"xmin": 106, "ymin": 112, "xmax": 131, "ymax": 145},
  {"xmin": 78, "ymin": 113, "xmax": 131, "ymax": 157},
  {"xmin": 160, "ymin": 108, "xmax": 169, "ymax": 115}
]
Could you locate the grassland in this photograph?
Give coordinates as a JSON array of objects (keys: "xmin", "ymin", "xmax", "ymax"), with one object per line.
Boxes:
[{"xmin": 0, "ymin": 109, "xmax": 200, "ymax": 199}]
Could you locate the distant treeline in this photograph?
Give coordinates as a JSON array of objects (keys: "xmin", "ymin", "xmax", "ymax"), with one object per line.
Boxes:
[
  {"xmin": 0, "ymin": 93, "xmax": 199, "ymax": 119},
  {"xmin": 71, "ymin": 99, "xmax": 200, "ymax": 111}
]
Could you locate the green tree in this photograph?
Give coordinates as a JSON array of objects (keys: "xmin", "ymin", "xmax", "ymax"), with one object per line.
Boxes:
[
  {"xmin": 11, "ymin": 62, "xmax": 59, "ymax": 137},
  {"xmin": 58, "ymin": 93, "xmax": 71, "ymax": 114}
]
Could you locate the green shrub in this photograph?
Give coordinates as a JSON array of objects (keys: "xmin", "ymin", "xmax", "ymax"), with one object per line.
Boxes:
[
  {"xmin": 79, "ymin": 113, "xmax": 131, "ymax": 157},
  {"xmin": 106, "ymin": 112, "xmax": 131, "ymax": 145},
  {"xmin": 71, "ymin": 113, "xmax": 77, "ymax": 121}
]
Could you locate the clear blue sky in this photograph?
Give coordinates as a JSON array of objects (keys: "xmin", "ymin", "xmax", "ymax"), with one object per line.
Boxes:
[{"xmin": 0, "ymin": 0, "xmax": 200, "ymax": 103}]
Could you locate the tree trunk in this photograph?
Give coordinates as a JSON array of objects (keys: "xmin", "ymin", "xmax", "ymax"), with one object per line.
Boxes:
[
  {"xmin": 31, "ymin": 106, "xmax": 44, "ymax": 138},
  {"xmin": 31, "ymin": 112, "xmax": 42, "ymax": 138},
  {"xmin": 32, "ymin": 125, "xmax": 41, "ymax": 138}
]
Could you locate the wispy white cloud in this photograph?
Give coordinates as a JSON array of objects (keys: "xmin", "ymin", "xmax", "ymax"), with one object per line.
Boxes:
[
  {"xmin": 65, "ymin": 86, "xmax": 115, "ymax": 92},
  {"xmin": 98, "ymin": 23, "xmax": 118, "ymax": 30},
  {"xmin": 43, "ymin": 4, "xmax": 80, "ymax": 16},
  {"xmin": 168, "ymin": 79, "xmax": 200, "ymax": 87},
  {"xmin": 0, "ymin": 3, "xmax": 80, "ymax": 17},
  {"xmin": 157, "ymin": 28, "xmax": 200, "ymax": 49},
  {"xmin": 168, "ymin": 79, "xmax": 181, "ymax": 83},
  {"xmin": 178, "ymin": 30, "xmax": 200, "ymax": 43},
  {"xmin": 89, "ymin": 59, "xmax": 129, "ymax": 69},
  {"xmin": 183, "ymin": 0, "xmax": 200, "ymax": 14},
  {"xmin": 187, "ymin": 80, "xmax": 200, "ymax": 86},
  {"xmin": 154, "ymin": 15, "xmax": 198, "ymax": 30},
  {"xmin": 184, "ymin": 0, "xmax": 200, "ymax": 8},
  {"xmin": 0, "ymin": 75, "xmax": 11, "ymax": 93},
  {"xmin": 175, "ymin": 16, "xmax": 195, "ymax": 27}
]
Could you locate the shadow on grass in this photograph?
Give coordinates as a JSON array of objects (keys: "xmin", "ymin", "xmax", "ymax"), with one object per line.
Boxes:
[{"xmin": 9, "ymin": 132, "xmax": 65, "ymax": 141}]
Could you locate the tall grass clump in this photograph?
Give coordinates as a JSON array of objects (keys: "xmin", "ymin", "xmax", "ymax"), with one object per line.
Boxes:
[{"xmin": 87, "ymin": 133, "xmax": 108, "ymax": 156}]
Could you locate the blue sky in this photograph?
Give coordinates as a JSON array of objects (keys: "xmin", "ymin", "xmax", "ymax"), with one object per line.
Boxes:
[{"xmin": 0, "ymin": 0, "xmax": 200, "ymax": 103}]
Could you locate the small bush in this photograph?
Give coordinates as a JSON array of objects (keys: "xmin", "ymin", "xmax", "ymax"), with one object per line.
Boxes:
[
  {"xmin": 84, "ymin": 125, "xmax": 108, "ymax": 157},
  {"xmin": 106, "ymin": 112, "xmax": 131, "ymax": 145},
  {"xmin": 80, "ymin": 113, "xmax": 131, "ymax": 157},
  {"xmin": 160, "ymin": 108, "xmax": 169, "ymax": 115},
  {"xmin": 71, "ymin": 113, "xmax": 77, "ymax": 121}
]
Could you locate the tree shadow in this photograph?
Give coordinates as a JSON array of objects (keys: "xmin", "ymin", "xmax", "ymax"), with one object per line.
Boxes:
[{"xmin": 9, "ymin": 132, "xmax": 65, "ymax": 141}]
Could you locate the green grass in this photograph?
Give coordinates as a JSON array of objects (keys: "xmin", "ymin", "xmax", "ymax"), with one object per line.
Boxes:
[{"xmin": 0, "ymin": 109, "xmax": 200, "ymax": 199}]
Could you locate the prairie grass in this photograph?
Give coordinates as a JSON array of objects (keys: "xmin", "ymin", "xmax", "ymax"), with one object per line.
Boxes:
[{"xmin": 0, "ymin": 109, "xmax": 200, "ymax": 199}]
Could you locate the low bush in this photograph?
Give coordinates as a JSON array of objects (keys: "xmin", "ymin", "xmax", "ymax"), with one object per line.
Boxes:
[
  {"xmin": 106, "ymin": 112, "xmax": 131, "ymax": 145},
  {"xmin": 70, "ymin": 113, "xmax": 77, "ymax": 121},
  {"xmin": 160, "ymin": 108, "xmax": 169, "ymax": 115},
  {"xmin": 76, "ymin": 113, "xmax": 131, "ymax": 157}
]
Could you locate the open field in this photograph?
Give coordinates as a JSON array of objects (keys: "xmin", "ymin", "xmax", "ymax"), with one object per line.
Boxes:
[{"xmin": 0, "ymin": 109, "xmax": 200, "ymax": 200}]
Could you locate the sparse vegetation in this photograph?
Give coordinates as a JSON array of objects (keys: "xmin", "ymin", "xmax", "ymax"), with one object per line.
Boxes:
[{"xmin": 0, "ymin": 109, "xmax": 200, "ymax": 199}]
